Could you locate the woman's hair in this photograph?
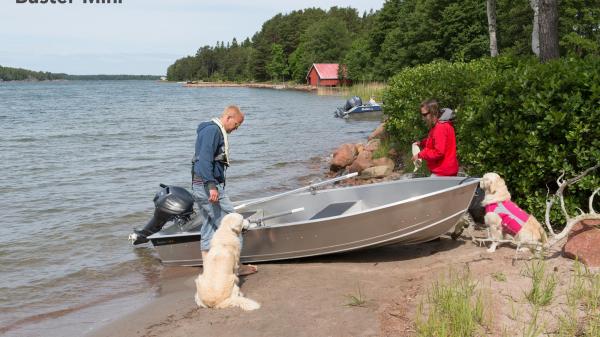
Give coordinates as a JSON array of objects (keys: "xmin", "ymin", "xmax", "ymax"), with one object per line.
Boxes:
[{"xmin": 420, "ymin": 99, "xmax": 441, "ymax": 118}]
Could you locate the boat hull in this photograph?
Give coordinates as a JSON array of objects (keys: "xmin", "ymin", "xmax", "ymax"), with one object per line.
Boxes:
[
  {"xmin": 335, "ymin": 104, "xmax": 382, "ymax": 118},
  {"xmin": 149, "ymin": 177, "xmax": 479, "ymax": 266}
]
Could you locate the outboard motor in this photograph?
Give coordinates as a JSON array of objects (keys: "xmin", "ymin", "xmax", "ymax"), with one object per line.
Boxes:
[
  {"xmin": 129, "ymin": 184, "xmax": 195, "ymax": 245},
  {"xmin": 335, "ymin": 96, "xmax": 363, "ymax": 118},
  {"xmin": 343, "ymin": 96, "xmax": 363, "ymax": 111},
  {"xmin": 468, "ymin": 186, "xmax": 485, "ymax": 224}
]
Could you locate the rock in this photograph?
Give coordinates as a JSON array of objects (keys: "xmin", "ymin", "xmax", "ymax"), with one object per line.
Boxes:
[
  {"xmin": 365, "ymin": 139, "xmax": 381, "ymax": 152},
  {"xmin": 387, "ymin": 148, "xmax": 398, "ymax": 158},
  {"xmin": 562, "ymin": 218, "xmax": 600, "ymax": 268},
  {"xmin": 368, "ymin": 123, "xmax": 386, "ymax": 140},
  {"xmin": 348, "ymin": 150, "xmax": 373, "ymax": 174},
  {"xmin": 330, "ymin": 143, "xmax": 357, "ymax": 171},
  {"xmin": 360, "ymin": 165, "xmax": 394, "ymax": 179},
  {"xmin": 372, "ymin": 157, "xmax": 395, "ymax": 172},
  {"xmin": 356, "ymin": 143, "xmax": 365, "ymax": 154}
]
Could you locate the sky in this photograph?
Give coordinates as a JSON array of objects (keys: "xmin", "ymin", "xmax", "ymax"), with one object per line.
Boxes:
[{"xmin": 0, "ymin": 0, "xmax": 384, "ymax": 75}]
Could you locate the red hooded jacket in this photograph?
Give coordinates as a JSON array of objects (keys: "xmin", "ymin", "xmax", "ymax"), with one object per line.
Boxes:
[{"xmin": 418, "ymin": 121, "xmax": 458, "ymax": 176}]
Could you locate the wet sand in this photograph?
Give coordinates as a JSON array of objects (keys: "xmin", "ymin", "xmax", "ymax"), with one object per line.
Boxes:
[{"xmin": 86, "ymin": 232, "xmax": 577, "ymax": 337}]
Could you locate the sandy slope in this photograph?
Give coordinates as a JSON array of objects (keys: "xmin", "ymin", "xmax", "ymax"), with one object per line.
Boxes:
[{"xmin": 87, "ymin": 232, "xmax": 578, "ymax": 337}]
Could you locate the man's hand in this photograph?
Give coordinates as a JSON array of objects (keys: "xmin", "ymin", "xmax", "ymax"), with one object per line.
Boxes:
[{"xmin": 209, "ymin": 188, "xmax": 219, "ymax": 203}]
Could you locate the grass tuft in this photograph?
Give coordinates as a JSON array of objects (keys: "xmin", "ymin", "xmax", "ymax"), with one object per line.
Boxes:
[
  {"xmin": 344, "ymin": 283, "xmax": 367, "ymax": 308},
  {"xmin": 317, "ymin": 82, "xmax": 386, "ymax": 100},
  {"xmin": 523, "ymin": 259, "xmax": 557, "ymax": 307},
  {"xmin": 372, "ymin": 138, "xmax": 391, "ymax": 160},
  {"xmin": 556, "ymin": 261, "xmax": 600, "ymax": 336},
  {"xmin": 415, "ymin": 270, "xmax": 489, "ymax": 337},
  {"xmin": 522, "ymin": 307, "xmax": 544, "ymax": 337},
  {"xmin": 491, "ymin": 271, "xmax": 507, "ymax": 282}
]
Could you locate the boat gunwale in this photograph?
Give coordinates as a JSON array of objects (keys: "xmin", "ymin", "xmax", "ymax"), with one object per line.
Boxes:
[
  {"xmin": 148, "ymin": 177, "xmax": 479, "ymax": 240},
  {"xmin": 154, "ymin": 209, "xmax": 468, "ymax": 266}
]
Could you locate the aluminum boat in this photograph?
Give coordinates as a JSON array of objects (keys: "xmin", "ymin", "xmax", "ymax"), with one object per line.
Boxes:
[{"xmin": 146, "ymin": 176, "xmax": 479, "ymax": 266}]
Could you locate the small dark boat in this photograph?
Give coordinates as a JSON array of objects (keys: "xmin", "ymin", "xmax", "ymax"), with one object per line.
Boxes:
[{"xmin": 335, "ymin": 96, "xmax": 382, "ymax": 118}]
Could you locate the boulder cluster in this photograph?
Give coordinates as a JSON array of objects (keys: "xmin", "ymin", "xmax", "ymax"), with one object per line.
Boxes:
[{"xmin": 329, "ymin": 123, "xmax": 401, "ymax": 183}]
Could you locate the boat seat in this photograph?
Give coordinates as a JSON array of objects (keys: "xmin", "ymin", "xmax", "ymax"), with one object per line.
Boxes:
[{"xmin": 310, "ymin": 201, "xmax": 362, "ymax": 220}]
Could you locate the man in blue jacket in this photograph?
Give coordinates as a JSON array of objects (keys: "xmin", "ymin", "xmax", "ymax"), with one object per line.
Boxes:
[{"xmin": 192, "ymin": 105, "xmax": 256, "ymax": 276}]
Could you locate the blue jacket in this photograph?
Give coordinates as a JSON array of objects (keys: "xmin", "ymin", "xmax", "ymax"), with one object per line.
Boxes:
[{"xmin": 192, "ymin": 121, "xmax": 226, "ymax": 189}]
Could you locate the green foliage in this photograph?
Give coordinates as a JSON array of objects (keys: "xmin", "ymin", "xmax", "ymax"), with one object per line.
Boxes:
[
  {"xmin": 0, "ymin": 65, "xmax": 160, "ymax": 81},
  {"xmin": 383, "ymin": 58, "xmax": 494, "ymax": 147},
  {"xmin": 323, "ymin": 82, "xmax": 386, "ymax": 102},
  {"xmin": 0, "ymin": 65, "xmax": 66, "ymax": 81},
  {"xmin": 559, "ymin": 0, "xmax": 600, "ymax": 57},
  {"xmin": 165, "ymin": 0, "xmax": 599, "ymax": 83},
  {"xmin": 372, "ymin": 138, "xmax": 391, "ymax": 160},
  {"xmin": 288, "ymin": 17, "xmax": 353, "ymax": 82},
  {"xmin": 439, "ymin": 0, "xmax": 488, "ymax": 62},
  {"xmin": 343, "ymin": 283, "xmax": 367, "ymax": 307},
  {"xmin": 523, "ymin": 259, "xmax": 557, "ymax": 307},
  {"xmin": 491, "ymin": 271, "xmax": 507, "ymax": 282},
  {"xmin": 167, "ymin": 42, "xmax": 256, "ymax": 82},
  {"xmin": 342, "ymin": 37, "xmax": 375, "ymax": 82},
  {"xmin": 415, "ymin": 270, "xmax": 489, "ymax": 337},
  {"xmin": 63, "ymin": 74, "xmax": 160, "ymax": 80},
  {"xmin": 557, "ymin": 261, "xmax": 600, "ymax": 336},
  {"xmin": 459, "ymin": 56, "xmax": 600, "ymax": 224},
  {"xmin": 287, "ymin": 45, "xmax": 309, "ymax": 83},
  {"xmin": 265, "ymin": 44, "xmax": 288, "ymax": 82},
  {"xmin": 495, "ymin": 0, "xmax": 532, "ymax": 56},
  {"xmin": 251, "ymin": 8, "xmax": 328, "ymax": 81},
  {"xmin": 371, "ymin": 0, "xmax": 531, "ymax": 79},
  {"xmin": 383, "ymin": 56, "xmax": 600, "ymax": 226}
]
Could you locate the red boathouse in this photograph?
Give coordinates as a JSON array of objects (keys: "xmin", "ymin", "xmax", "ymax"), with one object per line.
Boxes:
[{"xmin": 306, "ymin": 63, "xmax": 350, "ymax": 87}]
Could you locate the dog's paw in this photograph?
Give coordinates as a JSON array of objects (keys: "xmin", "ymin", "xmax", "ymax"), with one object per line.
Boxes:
[
  {"xmin": 194, "ymin": 293, "xmax": 206, "ymax": 308},
  {"xmin": 245, "ymin": 301, "xmax": 261, "ymax": 311}
]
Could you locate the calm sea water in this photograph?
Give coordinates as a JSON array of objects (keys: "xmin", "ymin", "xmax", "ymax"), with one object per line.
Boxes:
[{"xmin": 0, "ymin": 81, "xmax": 380, "ymax": 336}]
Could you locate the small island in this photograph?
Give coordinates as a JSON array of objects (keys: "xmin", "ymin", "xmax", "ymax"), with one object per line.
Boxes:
[{"xmin": 0, "ymin": 65, "xmax": 160, "ymax": 81}]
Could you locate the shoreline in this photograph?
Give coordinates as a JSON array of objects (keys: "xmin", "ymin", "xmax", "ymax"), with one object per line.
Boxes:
[
  {"xmin": 84, "ymin": 123, "xmax": 590, "ymax": 337},
  {"xmin": 86, "ymin": 233, "xmax": 579, "ymax": 337},
  {"xmin": 84, "ymin": 238, "xmax": 477, "ymax": 337},
  {"xmin": 183, "ymin": 81, "xmax": 317, "ymax": 92}
]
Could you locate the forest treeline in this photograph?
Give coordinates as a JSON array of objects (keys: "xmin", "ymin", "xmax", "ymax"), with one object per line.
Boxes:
[
  {"xmin": 166, "ymin": 0, "xmax": 599, "ymax": 83},
  {"xmin": 0, "ymin": 66, "xmax": 160, "ymax": 81}
]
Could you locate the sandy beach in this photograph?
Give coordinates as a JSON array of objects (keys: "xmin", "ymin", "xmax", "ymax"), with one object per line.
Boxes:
[{"xmin": 86, "ymin": 230, "xmax": 579, "ymax": 337}]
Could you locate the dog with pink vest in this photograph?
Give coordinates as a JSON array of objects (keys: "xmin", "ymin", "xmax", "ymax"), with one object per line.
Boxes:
[{"xmin": 480, "ymin": 172, "xmax": 547, "ymax": 252}]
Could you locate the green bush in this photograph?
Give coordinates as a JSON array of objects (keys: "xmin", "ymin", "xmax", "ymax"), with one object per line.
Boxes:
[
  {"xmin": 383, "ymin": 56, "xmax": 600, "ymax": 226},
  {"xmin": 382, "ymin": 57, "xmax": 501, "ymax": 150}
]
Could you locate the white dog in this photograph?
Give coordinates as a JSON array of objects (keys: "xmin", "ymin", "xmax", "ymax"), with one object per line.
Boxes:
[
  {"xmin": 194, "ymin": 213, "xmax": 260, "ymax": 311},
  {"xmin": 480, "ymin": 172, "xmax": 547, "ymax": 253}
]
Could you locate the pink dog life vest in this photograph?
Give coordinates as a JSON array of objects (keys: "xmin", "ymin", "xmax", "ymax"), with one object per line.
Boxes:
[{"xmin": 485, "ymin": 200, "xmax": 530, "ymax": 236}]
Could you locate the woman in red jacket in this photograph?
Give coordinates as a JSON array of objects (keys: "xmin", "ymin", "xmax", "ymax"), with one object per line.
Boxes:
[{"xmin": 411, "ymin": 99, "xmax": 459, "ymax": 176}]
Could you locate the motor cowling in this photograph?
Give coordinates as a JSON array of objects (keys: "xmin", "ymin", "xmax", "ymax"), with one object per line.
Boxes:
[
  {"xmin": 343, "ymin": 96, "xmax": 362, "ymax": 111},
  {"xmin": 153, "ymin": 185, "xmax": 194, "ymax": 215},
  {"xmin": 130, "ymin": 184, "xmax": 195, "ymax": 245}
]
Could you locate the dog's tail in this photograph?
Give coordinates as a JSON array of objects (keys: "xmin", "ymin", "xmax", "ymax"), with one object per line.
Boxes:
[{"xmin": 219, "ymin": 295, "xmax": 261, "ymax": 311}]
